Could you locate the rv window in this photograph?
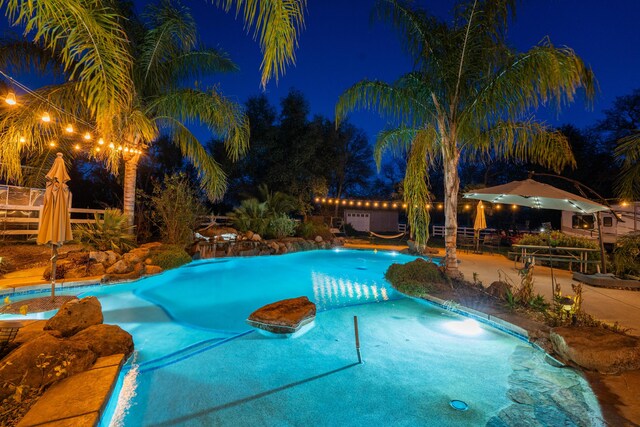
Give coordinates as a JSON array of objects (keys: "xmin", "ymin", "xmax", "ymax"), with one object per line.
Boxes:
[
  {"xmin": 603, "ymin": 216, "xmax": 613, "ymax": 227},
  {"xmin": 572, "ymin": 214, "xmax": 594, "ymax": 230}
]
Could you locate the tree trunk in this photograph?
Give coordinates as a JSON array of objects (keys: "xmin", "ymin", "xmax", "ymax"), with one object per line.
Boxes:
[
  {"xmin": 123, "ymin": 155, "xmax": 139, "ymax": 226},
  {"xmin": 443, "ymin": 144, "xmax": 462, "ymax": 279}
]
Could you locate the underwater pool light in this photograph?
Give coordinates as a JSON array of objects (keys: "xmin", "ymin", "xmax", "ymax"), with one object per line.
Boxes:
[
  {"xmin": 443, "ymin": 318, "xmax": 483, "ymax": 336},
  {"xmin": 449, "ymin": 400, "xmax": 469, "ymax": 411}
]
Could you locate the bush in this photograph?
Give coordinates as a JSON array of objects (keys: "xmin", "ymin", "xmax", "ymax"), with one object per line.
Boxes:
[
  {"xmin": 296, "ymin": 221, "xmax": 333, "ymax": 240},
  {"xmin": 268, "ymin": 214, "xmax": 297, "ymax": 239},
  {"xmin": 152, "ymin": 174, "xmax": 206, "ymax": 246},
  {"xmin": 74, "ymin": 209, "xmax": 137, "ymax": 253},
  {"xmin": 230, "ymin": 199, "xmax": 270, "ymax": 236},
  {"xmin": 518, "ymin": 231, "xmax": 600, "ymax": 268},
  {"xmin": 384, "ymin": 258, "xmax": 449, "ymax": 297},
  {"xmin": 149, "ymin": 245, "xmax": 192, "ymax": 270},
  {"xmin": 612, "ymin": 232, "xmax": 640, "ymax": 278}
]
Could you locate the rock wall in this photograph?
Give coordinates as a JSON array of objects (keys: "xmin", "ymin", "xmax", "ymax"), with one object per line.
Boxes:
[{"xmin": 195, "ymin": 234, "xmax": 345, "ymax": 259}]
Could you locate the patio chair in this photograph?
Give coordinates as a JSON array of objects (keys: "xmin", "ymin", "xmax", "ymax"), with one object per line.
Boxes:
[
  {"xmin": 0, "ymin": 321, "xmax": 22, "ymax": 352},
  {"xmin": 482, "ymin": 235, "xmax": 502, "ymax": 254},
  {"xmin": 457, "ymin": 235, "xmax": 474, "ymax": 253}
]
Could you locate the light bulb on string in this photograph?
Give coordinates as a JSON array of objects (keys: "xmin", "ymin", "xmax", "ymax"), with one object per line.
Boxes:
[
  {"xmin": 124, "ymin": 147, "xmax": 129, "ymax": 152},
  {"xmin": 41, "ymin": 112, "xmax": 51, "ymax": 123},
  {"xmin": 83, "ymin": 132, "xmax": 91, "ymax": 141},
  {"xmin": 95, "ymin": 147, "xmax": 101, "ymax": 153},
  {"xmin": 108, "ymin": 143, "xmax": 115, "ymax": 149},
  {"xmin": 19, "ymin": 136, "xmax": 26, "ymax": 144},
  {"xmin": 65, "ymin": 124, "xmax": 74, "ymax": 133},
  {"xmin": 74, "ymin": 144, "xmax": 80, "ymax": 151},
  {"xmin": 117, "ymin": 145, "xmax": 123, "ymax": 151},
  {"xmin": 5, "ymin": 91, "xmax": 16, "ymax": 105},
  {"xmin": 98, "ymin": 138, "xmax": 104, "ymax": 145},
  {"xmin": 48, "ymin": 141, "xmax": 56, "ymax": 148}
]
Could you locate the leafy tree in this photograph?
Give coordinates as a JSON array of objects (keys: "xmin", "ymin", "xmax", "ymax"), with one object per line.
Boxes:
[
  {"xmin": 336, "ymin": 0, "xmax": 595, "ymax": 276},
  {"xmin": 598, "ymin": 89, "xmax": 640, "ymax": 199}
]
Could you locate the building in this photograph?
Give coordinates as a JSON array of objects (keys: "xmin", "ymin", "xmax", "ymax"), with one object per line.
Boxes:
[{"xmin": 344, "ymin": 209, "xmax": 399, "ymax": 233}]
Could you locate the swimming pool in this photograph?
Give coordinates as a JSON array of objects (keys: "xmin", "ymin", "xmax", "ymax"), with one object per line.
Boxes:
[{"xmin": 2, "ymin": 250, "xmax": 603, "ymax": 426}]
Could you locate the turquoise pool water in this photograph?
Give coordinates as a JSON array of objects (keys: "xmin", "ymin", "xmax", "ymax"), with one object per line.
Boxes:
[{"xmin": 2, "ymin": 250, "xmax": 603, "ymax": 426}]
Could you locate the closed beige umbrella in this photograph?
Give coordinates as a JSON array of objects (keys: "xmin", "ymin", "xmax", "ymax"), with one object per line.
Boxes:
[
  {"xmin": 37, "ymin": 153, "xmax": 73, "ymax": 300},
  {"xmin": 473, "ymin": 201, "xmax": 487, "ymax": 252}
]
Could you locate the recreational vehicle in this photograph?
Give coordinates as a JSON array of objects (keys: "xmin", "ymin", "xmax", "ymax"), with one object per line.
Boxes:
[{"xmin": 562, "ymin": 202, "xmax": 640, "ymax": 244}]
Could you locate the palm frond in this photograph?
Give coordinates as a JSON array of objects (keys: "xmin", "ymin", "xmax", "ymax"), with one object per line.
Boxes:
[
  {"xmin": 467, "ymin": 120, "xmax": 576, "ymax": 173},
  {"xmin": 139, "ymin": 0, "xmax": 198, "ymax": 86},
  {"xmin": 0, "ymin": 37, "xmax": 64, "ymax": 76},
  {"xmin": 157, "ymin": 48, "xmax": 238, "ymax": 86},
  {"xmin": 146, "ymin": 88, "xmax": 249, "ymax": 161},
  {"xmin": 336, "ymin": 79, "xmax": 431, "ymax": 128},
  {"xmin": 466, "ymin": 39, "xmax": 597, "ymax": 126},
  {"xmin": 614, "ymin": 132, "xmax": 640, "ymax": 199},
  {"xmin": 0, "ymin": 0, "xmax": 134, "ymax": 138},
  {"xmin": 214, "ymin": 0, "xmax": 306, "ymax": 88},
  {"xmin": 403, "ymin": 133, "xmax": 433, "ymax": 249},
  {"xmin": 155, "ymin": 117, "xmax": 228, "ymax": 200}
]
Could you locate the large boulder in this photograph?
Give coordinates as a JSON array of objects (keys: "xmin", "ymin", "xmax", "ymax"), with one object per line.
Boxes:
[
  {"xmin": 0, "ymin": 333, "xmax": 97, "ymax": 401},
  {"xmin": 102, "ymin": 262, "xmax": 144, "ymax": 283},
  {"xmin": 69, "ymin": 324, "xmax": 134, "ymax": 358},
  {"xmin": 247, "ymin": 296, "xmax": 316, "ymax": 334},
  {"xmin": 106, "ymin": 260, "xmax": 133, "ymax": 275},
  {"xmin": 486, "ymin": 281, "xmax": 512, "ymax": 300},
  {"xmin": 44, "ymin": 297, "xmax": 103, "ymax": 337},
  {"xmin": 144, "ymin": 265, "xmax": 163, "ymax": 275},
  {"xmin": 104, "ymin": 250, "xmax": 120, "ymax": 266},
  {"xmin": 89, "ymin": 251, "xmax": 108, "ymax": 264},
  {"xmin": 550, "ymin": 327, "xmax": 640, "ymax": 374}
]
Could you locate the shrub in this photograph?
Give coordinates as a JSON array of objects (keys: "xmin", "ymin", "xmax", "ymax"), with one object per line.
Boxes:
[
  {"xmin": 268, "ymin": 214, "xmax": 297, "ymax": 239},
  {"xmin": 229, "ymin": 199, "xmax": 270, "ymax": 236},
  {"xmin": 612, "ymin": 232, "xmax": 640, "ymax": 278},
  {"xmin": 149, "ymin": 245, "xmax": 192, "ymax": 270},
  {"xmin": 296, "ymin": 221, "xmax": 333, "ymax": 240},
  {"xmin": 384, "ymin": 258, "xmax": 449, "ymax": 297},
  {"xmin": 152, "ymin": 174, "xmax": 206, "ymax": 245},
  {"xmin": 74, "ymin": 209, "xmax": 137, "ymax": 253}
]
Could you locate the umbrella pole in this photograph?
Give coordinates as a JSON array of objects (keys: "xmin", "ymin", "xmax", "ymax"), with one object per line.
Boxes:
[{"xmin": 50, "ymin": 245, "xmax": 57, "ymax": 301}]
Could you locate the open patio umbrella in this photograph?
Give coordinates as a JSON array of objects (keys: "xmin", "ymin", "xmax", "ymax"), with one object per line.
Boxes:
[
  {"xmin": 473, "ymin": 201, "xmax": 487, "ymax": 252},
  {"xmin": 463, "ymin": 178, "xmax": 610, "ymax": 277},
  {"xmin": 462, "ymin": 179, "xmax": 608, "ymax": 214},
  {"xmin": 37, "ymin": 153, "xmax": 73, "ymax": 300}
]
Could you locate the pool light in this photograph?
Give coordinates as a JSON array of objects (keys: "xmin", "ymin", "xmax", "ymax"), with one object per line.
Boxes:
[{"xmin": 443, "ymin": 318, "xmax": 483, "ymax": 336}]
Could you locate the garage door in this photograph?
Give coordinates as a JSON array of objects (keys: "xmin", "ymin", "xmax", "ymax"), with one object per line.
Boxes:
[{"xmin": 345, "ymin": 212, "xmax": 370, "ymax": 232}]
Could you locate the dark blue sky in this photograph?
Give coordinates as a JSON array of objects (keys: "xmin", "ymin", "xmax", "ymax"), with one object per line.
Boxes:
[{"xmin": 173, "ymin": 0, "xmax": 640, "ymax": 142}]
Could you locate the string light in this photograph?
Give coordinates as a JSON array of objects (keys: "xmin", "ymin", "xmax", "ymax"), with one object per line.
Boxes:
[
  {"xmin": 41, "ymin": 112, "xmax": 51, "ymax": 122},
  {"xmin": 19, "ymin": 136, "xmax": 25, "ymax": 143},
  {"xmin": 108, "ymin": 143, "xmax": 115, "ymax": 149},
  {"xmin": 74, "ymin": 144, "xmax": 80, "ymax": 151},
  {"xmin": 48, "ymin": 141, "xmax": 56, "ymax": 147},
  {"xmin": 83, "ymin": 132, "xmax": 91, "ymax": 141},
  {"xmin": 511, "ymin": 204, "xmax": 518, "ymax": 210},
  {"xmin": 65, "ymin": 124, "xmax": 74, "ymax": 133},
  {"xmin": 98, "ymin": 138, "xmax": 104, "ymax": 145},
  {"xmin": 95, "ymin": 147, "xmax": 101, "ymax": 152},
  {"xmin": 5, "ymin": 91, "xmax": 16, "ymax": 105},
  {"xmin": 118, "ymin": 145, "xmax": 123, "ymax": 151}
]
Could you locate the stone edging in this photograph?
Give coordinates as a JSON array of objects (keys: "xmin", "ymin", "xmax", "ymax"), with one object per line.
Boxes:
[
  {"xmin": 17, "ymin": 354, "xmax": 125, "ymax": 427},
  {"xmin": 0, "ymin": 278, "xmax": 101, "ymax": 299}
]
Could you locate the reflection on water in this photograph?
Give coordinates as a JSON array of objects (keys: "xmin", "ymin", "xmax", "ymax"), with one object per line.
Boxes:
[{"xmin": 311, "ymin": 271, "xmax": 391, "ymax": 310}]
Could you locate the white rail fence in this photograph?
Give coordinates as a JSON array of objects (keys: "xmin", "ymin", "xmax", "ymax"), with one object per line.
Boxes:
[
  {"xmin": 0, "ymin": 185, "xmax": 105, "ymax": 239},
  {"xmin": 431, "ymin": 225, "xmax": 497, "ymax": 239}
]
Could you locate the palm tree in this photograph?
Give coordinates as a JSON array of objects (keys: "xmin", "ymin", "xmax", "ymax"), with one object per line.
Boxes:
[
  {"xmin": 0, "ymin": 0, "xmax": 306, "ymax": 224},
  {"xmin": 615, "ymin": 133, "xmax": 640, "ymax": 199},
  {"xmin": 336, "ymin": 0, "xmax": 595, "ymax": 277}
]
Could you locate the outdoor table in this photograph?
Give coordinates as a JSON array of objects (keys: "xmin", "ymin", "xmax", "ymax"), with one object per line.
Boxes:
[{"xmin": 511, "ymin": 244, "xmax": 600, "ymax": 273}]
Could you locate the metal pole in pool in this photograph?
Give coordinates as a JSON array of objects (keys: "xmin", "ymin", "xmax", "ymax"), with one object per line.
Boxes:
[{"xmin": 354, "ymin": 316, "xmax": 362, "ymax": 364}]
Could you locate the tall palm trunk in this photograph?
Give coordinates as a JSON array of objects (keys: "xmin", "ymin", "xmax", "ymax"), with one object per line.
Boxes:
[
  {"xmin": 123, "ymin": 155, "xmax": 139, "ymax": 226},
  {"xmin": 443, "ymin": 143, "xmax": 462, "ymax": 278}
]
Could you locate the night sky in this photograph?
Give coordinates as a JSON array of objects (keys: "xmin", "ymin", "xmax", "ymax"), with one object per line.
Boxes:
[
  {"xmin": 168, "ymin": 0, "xmax": 640, "ymax": 142},
  {"xmin": 4, "ymin": 0, "xmax": 640, "ymax": 144}
]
